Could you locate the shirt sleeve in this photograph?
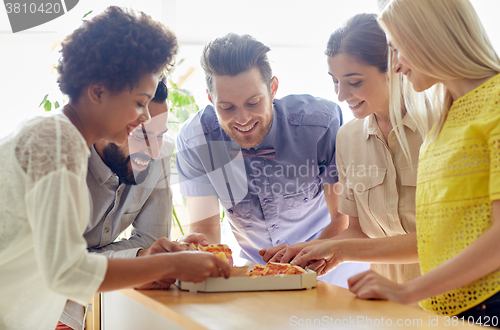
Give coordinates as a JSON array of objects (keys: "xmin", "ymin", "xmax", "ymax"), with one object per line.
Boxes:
[
  {"xmin": 176, "ymin": 119, "xmax": 218, "ymax": 197},
  {"xmin": 26, "ymin": 170, "xmax": 107, "ymax": 306},
  {"xmin": 317, "ymin": 102, "xmax": 342, "ymax": 185},
  {"xmin": 87, "ymin": 158, "xmax": 173, "ymax": 258},
  {"xmin": 336, "ymin": 128, "xmax": 359, "ymax": 217},
  {"xmin": 20, "ymin": 118, "xmax": 106, "ymax": 306}
]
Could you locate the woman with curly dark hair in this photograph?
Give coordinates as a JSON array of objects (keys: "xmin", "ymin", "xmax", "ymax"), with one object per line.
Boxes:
[{"xmin": 0, "ymin": 7, "xmax": 229, "ymax": 330}]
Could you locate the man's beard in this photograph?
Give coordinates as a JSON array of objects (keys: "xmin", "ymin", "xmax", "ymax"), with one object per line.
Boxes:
[
  {"xmin": 102, "ymin": 143, "xmax": 151, "ymax": 185},
  {"xmin": 222, "ymin": 114, "xmax": 273, "ymax": 149}
]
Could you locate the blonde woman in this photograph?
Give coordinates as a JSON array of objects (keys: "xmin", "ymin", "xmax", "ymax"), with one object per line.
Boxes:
[
  {"xmin": 276, "ymin": 13, "xmax": 430, "ymax": 285},
  {"xmin": 347, "ymin": 0, "xmax": 500, "ymax": 322}
]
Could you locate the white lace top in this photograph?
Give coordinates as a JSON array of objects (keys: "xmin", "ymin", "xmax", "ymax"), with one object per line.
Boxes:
[{"xmin": 0, "ymin": 114, "xmax": 107, "ymax": 330}]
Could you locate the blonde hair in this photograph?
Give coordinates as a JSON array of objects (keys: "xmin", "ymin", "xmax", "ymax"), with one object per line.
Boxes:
[
  {"xmin": 388, "ymin": 68, "xmax": 434, "ymax": 163},
  {"xmin": 379, "ymin": 0, "xmax": 500, "ymax": 148}
]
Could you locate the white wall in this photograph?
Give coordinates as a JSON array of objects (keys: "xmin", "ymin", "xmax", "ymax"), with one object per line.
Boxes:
[{"xmin": 1, "ymin": 0, "xmax": 499, "ymax": 138}]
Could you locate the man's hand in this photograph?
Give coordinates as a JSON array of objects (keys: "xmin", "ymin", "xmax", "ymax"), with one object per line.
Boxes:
[
  {"xmin": 136, "ymin": 237, "xmax": 185, "ymax": 257},
  {"xmin": 177, "ymin": 232, "xmax": 209, "ymax": 248}
]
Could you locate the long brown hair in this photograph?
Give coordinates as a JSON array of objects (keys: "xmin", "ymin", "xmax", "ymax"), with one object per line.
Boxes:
[{"xmin": 327, "ymin": 13, "xmax": 432, "ymax": 163}]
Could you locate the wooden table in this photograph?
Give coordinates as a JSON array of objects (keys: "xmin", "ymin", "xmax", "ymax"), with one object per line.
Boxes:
[{"xmin": 118, "ymin": 281, "xmax": 480, "ymax": 329}]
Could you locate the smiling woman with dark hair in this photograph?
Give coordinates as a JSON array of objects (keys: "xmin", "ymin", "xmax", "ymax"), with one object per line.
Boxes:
[
  {"xmin": 0, "ymin": 7, "xmax": 229, "ymax": 330},
  {"xmin": 290, "ymin": 13, "xmax": 432, "ymax": 286}
]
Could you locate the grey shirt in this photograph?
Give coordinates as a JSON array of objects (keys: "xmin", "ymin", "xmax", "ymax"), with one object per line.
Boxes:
[{"xmin": 60, "ymin": 135, "xmax": 175, "ymax": 329}]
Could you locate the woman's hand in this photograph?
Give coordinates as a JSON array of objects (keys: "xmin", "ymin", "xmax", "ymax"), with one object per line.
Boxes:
[
  {"xmin": 259, "ymin": 241, "xmax": 320, "ymax": 264},
  {"xmin": 169, "ymin": 251, "xmax": 230, "ymax": 283},
  {"xmin": 290, "ymin": 241, "xmax": 345, "ymax": 276},
  {"xmin": 348, "ymin": 270, "xmax": 413, "ymax": 305},
  {"xmin": 259, "ymin": 244, "xmax": 287, "ymax": 262}
]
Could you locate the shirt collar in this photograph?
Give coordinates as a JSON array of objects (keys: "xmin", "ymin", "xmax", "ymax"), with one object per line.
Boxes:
[
  {"xmin": 364, "ymin": 112, "xmax": 417, "ymax": 140},
  {"xmin": 248, "ymin": 103, "xmax": 277, "ymax": 151},
  {"xmin": 88, "ymin": 146, "xmax": 116, "ymax": 186},
  {"xmin": 401, "ymin": 113, "xmax": 417, "ymax": 132},
  {"xmin": 364, "ymin": 114, "xmax": 379, "ymax": 140}
]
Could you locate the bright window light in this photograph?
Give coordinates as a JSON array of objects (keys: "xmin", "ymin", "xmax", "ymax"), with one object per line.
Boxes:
[{"xmin": 0, "ymin": 0, "xmax": 499, "ymax": 138}]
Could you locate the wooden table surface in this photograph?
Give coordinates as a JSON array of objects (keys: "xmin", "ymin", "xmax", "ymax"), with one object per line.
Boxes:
[{"xmin": 120, "ymin": 281, "xmax": 480, "ymax": 329}]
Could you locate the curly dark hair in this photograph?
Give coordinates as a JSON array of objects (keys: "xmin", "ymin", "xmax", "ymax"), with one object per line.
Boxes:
[{"xmin": 57, "ymin": 6, "xmax": 178, "ymax": 101}]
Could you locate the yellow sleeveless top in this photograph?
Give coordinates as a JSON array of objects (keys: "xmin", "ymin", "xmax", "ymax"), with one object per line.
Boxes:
[{"xmin": 416, "ymin": 73, "xmax": 500, "ymax": 315}]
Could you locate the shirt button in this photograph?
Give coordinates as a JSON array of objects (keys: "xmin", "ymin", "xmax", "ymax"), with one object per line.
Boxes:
[
  {"xmin": 98, "ymin": 178, "xmax": 103, "ymax": 184},
  {"xmin": 271, "ymin": 224, "xmax": 276, "ymax": 229},
  {"xmin": 104, "ymin": 227, "xmax": 110, "ymax": 233},
  {"xmin": 303, "ymin": 198, "xmax": 308, "ymax": 202},
  {"xmin": 392, "ymin": 135, "xmax": 397, "ymax": 141},
  {"xmin": 263, "ymin": 199, "xmax": 269, "ymax": 204},
  {"xmin": 228, "ymin": 210, "xmax": 233, "ymax": 215},
  {"xmin": 276, "ymin": 239, "xmax": 281, "ymax": 244}
]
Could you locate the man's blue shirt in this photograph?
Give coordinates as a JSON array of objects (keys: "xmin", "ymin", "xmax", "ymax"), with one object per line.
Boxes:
[{"xmin": 176, "ymin": 94, "xmax": 342, "ymax": 263}]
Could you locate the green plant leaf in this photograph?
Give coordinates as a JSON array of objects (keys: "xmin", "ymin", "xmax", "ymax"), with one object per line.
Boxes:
[
  {"xmin": 54, "ymin": 101, "xmax": 60, "ymax": 109},
  {"xmin": 44, "ymin": 100, "xmax": 52, "ymax": 112},
  {"xmin": 82, "ymin": 10, "xmax": 93, "ymax": 19},
  {"xmin": 39, "ymin": 94, "xmax": 49, "ymax": 108},
  {"xmin": 172, "ymin": 206, "xmax": 184, "ymax": 236}
]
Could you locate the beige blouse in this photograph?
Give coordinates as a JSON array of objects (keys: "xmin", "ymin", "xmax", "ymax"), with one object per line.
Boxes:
[{"xmin": 336, "ymin": 113, "xmax": 422, "ymax": 284}]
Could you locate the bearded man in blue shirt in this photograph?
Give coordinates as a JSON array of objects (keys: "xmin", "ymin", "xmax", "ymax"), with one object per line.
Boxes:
[{"xmin": 176, "ymin": 33, "xmax": 368, "ymax": 286}]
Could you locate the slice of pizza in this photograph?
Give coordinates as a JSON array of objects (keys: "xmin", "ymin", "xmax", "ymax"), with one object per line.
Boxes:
[
  {"xmin": 247, "ymin": 262, "xmax": 306, "ymax": 276},
  {"xmin": 188, "ymin": 243, "xmax": 234, "ymax": 266},
  {"xmin": 265, "ymin": 262, "xmax": 307, "ymax": 275},
  {"xmin": 247, "ymin": 264, "xmax": 266, "ymax": 276}
]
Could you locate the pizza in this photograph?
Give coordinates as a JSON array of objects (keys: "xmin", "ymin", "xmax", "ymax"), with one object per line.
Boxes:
[
  {"xmin": 186, "ymin": 245, "xmax": 307, "ymax": 277},
  {"xmin": 247, "ymin": 262, "xmax": 307, "ymax": 276},
  {"xmin": 188, "ymin": 243, "xmax": 234, "ymax": 266}
]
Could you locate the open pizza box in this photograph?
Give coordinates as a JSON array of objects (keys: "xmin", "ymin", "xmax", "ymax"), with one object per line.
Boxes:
[{"xmin": 177, "ymin": 268, "xmax": 317, "ymax": 293}]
